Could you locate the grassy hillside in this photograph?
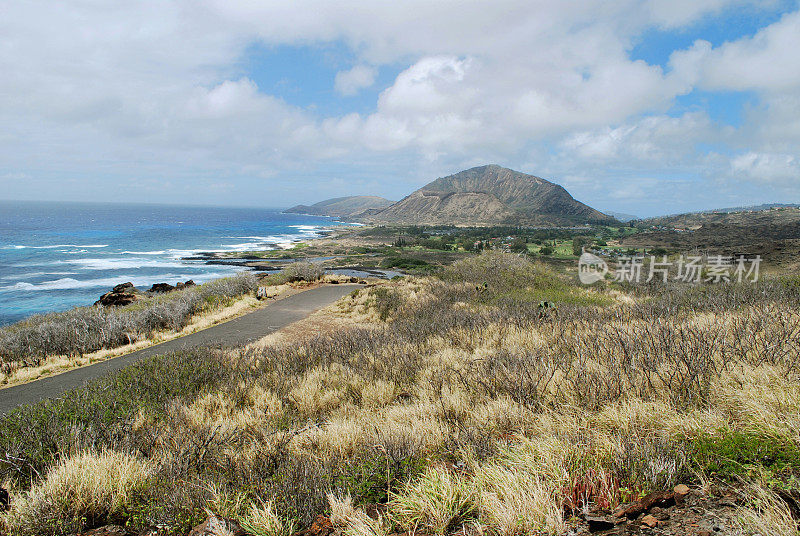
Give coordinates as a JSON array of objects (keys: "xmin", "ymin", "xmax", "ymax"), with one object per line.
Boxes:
[{"xmin": 1, "ymin": 253, "xmax": 799, "ymax": 535}]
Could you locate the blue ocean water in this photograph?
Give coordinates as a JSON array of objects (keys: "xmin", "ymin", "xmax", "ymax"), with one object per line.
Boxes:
[{"xmin": 0, "ymin": 200, "xmax": 338, "ymax": 326}]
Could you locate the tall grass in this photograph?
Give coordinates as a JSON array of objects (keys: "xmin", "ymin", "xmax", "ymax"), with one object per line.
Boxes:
[
  {"xmin": 4, "ymin": 451, "xmax": 152, "ymax": 536},
  {"xmin": 1, "ymin": 252, "xmax": 798, "ymax": 535},
  {"xmin": 0, "ymin": 272, "xmax": 258, "ymax": 367}
]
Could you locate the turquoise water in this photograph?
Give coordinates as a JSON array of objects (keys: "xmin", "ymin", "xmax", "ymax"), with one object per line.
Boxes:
[{"xmin": 0, "ymin": 201, "xmax": 337, "ymax": 326}]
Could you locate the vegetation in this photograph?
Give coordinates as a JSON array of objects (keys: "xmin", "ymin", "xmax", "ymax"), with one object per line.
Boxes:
[
  {"xmin": 0, "ymin": 273, "xmax": 258, "ymax": 368},
  {"xmin": 1, "ymin": 252, "xmax": 799, "ymax": 535},
  {"xmin": 265, "ymin": 262, "xmax": 325, "ymax": 284}
]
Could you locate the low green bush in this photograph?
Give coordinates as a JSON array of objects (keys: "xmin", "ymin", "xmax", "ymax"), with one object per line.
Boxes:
[
  {"xmin": 380, "ymin": 256, "xmax": 431, "ymax": 271},
  {"xmin": 691, "ymin": 429, "xmax": 800, "ymax": 480}
]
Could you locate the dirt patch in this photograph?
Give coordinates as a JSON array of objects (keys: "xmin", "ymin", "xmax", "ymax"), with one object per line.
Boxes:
[{"xmin": 566, "ymin": 484, "xmax": 750, "ymax": 535}]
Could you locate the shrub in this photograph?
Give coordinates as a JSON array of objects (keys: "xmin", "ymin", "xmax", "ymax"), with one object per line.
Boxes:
[
  {"xmin": 691, "ymin": 430, "xmax": 800, "ymax": 479},
  {"xmin": 239, "ymin": 498, "xmax": 295, "ymax": 536},
  {"xmin": 280, "ymin": 262, "xmax": 325, "ymax": 283},
  {"xmin": 380, "ymin": 256, "xmax": 431, "ymax": 271},
  {"xmin": 369, "ymin": 287, "xmax": 402, "ymax": 321},
  {"xmin": 389, "ymin": 466, "xmax": 477, "ymax": 535},
  {"xmin": 2, "ymin": 450, "xmax": 152, "ymax": 536},
  {"xmin": 0, "ymin": 273, "xmax": 257, "ymax": 366}
]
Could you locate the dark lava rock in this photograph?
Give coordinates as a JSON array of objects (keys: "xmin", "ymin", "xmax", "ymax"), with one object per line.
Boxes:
[
  {"xmin": 149, "ymin": 280, "xmax": 195, "ymax": 293},
  {"xmin": 112, "ymin": 282, "xmax": 135, "ymax": 293},
  {"xmin": 585, "ymin": 514, "xmax": 616, "ymax": 532},
  {"xmin": 95, "ymin": 282, "xmax": 139, "ymax": 306},
  {"xmin": 148, "ymin": 282, "xmax": 175, "ymax": 293}
]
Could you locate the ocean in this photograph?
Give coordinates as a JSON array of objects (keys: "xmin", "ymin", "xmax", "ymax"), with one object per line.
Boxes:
[{"xmin": 0, "ymin": 200, "xmax": 338, "ymax": 326}]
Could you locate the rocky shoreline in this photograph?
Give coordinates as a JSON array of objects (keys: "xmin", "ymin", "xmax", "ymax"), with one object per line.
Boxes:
[{"xmin": 94, "ymin": 279, "xmax": 196, "ymax": 306}]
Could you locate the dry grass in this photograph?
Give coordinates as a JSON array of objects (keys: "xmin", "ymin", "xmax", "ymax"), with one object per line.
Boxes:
[
  {"xmin": 389, "ymin": 466, "xmax": 477, "ymax": 535},
  {"xmin": 239, "ymin": 498, "xmax": 296, "ymax": 536},
  {"xmin": 1, "ymin": 252, "xmax": 799, "ymax": 536},
  {"xmin": 737, "ymin": 483, "xmax": 800, "ymax": 536},
  {"xmin": 2, "ymin": 451, "xmax": 152, "ymax": 535}
]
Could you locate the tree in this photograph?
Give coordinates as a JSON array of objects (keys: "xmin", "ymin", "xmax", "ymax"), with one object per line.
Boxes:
[{"xmin": 572, "ymin": 236, "xmax": 588, "ymax": 256}]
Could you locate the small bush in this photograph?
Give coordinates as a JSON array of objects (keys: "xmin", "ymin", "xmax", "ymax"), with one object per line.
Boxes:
[
  {"xmin": 692, "ymin": 430, "xmax": 800, "ymax": 479},
  {"xmin": 369, "ymin": 287, "xmax": 402, "ymax": 321},
  {"xmin": 390, "ymin": 466, "xmax": 477, "ymax": 535},
  {"xmin": 3, "ymin": 450, "xmax": 152, "ymax": 536},
  {"xmin": 239, "ymin": 498, "xmax": 295, "ymax": 536},
  {"xmin": 380, "ymin": 256, "xmax": 431, "ymax": 271},
  {"xmin": 280, "ymin": 262, "xmax": 325, "ymax": 283}
]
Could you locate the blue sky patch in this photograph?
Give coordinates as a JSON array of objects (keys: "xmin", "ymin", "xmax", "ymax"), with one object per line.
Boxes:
[
  {"xmin": 239, "ymin": 42, "xmax": 404, "ymax": 116},
  {"xmin": 630, "ymin": 1, "xmax": 796, "ymax": 68}
]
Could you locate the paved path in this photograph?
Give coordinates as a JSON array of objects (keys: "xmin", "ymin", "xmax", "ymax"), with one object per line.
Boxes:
[{"xmin": 0, "ymin": 284, "xmax": 360, "ymax": 413}]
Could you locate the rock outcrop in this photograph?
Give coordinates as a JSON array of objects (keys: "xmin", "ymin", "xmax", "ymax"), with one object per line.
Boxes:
[
  {"xmin": 95, "ymin": 282, "xmax": 140, "ymax": 307},
  {"xmin": 148, "ymin": 280, "xmax": 195, "ymax": 293}
]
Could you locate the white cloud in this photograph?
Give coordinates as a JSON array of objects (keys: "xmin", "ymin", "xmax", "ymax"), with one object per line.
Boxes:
[
  {"xmin": 559, "ymin": 112, "xmax": 716, "ymax": 164},
  {"xmin": 731, "ymin": 152, "xmax": 800, "ymax": 184},
  {"xmin": 669, "ymin": 10, "xmax": 800, "ymax": 93},
  {"xmin": 0, "ymin": 0, "xmax": 796, "ymax": 209},
  {"xmin": 334, "ymin": 65, "xmax": 378, "ymax": 96}
]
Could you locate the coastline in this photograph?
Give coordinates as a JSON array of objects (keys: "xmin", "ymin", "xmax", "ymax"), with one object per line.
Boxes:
[{"xmin": 0, "ymin": 202, "xmax": 342, "ymax": 325}]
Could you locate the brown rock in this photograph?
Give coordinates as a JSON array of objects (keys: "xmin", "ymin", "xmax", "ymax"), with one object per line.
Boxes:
[
  {"xmin": 148, "ymin": 283, "xmax": 175, "ymax": 293},
  {"xmin": 187, "ymin": 515, "xmax": 247, "ymax": 536},
  {"xmin": 613, "ymin": 491, "xmax": 675, "ymax": 519},
  {"xmin": 95, "ymin": 283, "xmax": 140, "ymax": 306},
  {"xmin": 292, "ymin": 515, "xmax": 334, "ymax": 536},
  {"xmin": 649, "ymin": 506, "xmax": 669, "ymax": 520},
  {"xmin": 674, "ymin": 483, "xmax": 690, "ymax": 505},
  {"xmin": 113, "ymin": 282, "xmax": 135, "ymax": 293},
  {"xmin": 640, "ymin": 514, "xmax": 658, "ymax": 528},
  {"xmin": 585, "ymin": 515, "xmax": 615, "ymax": 532}
]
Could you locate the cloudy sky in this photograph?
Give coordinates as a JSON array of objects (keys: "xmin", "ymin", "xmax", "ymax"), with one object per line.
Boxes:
[{"xmin": 2, "ymin": 1, "xmax": 799, "ymax": 216}]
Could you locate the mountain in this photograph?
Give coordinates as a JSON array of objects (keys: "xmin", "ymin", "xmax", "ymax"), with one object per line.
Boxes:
[
  {"xmin": 365, "ymin": 165, "xmax": 615, "ymax": 226},
  {"xmin": 285, "ymin": 196, "xmax": 394, "ymax": 218},
  {"xmin": 605, "ymin": 211, "xmax": 639, "ymax": 222}
]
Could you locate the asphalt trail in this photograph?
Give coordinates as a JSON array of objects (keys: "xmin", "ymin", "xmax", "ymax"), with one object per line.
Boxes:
[{"xmin": 0, "ymin": 284, "xmax": 360, "ymax": 413}]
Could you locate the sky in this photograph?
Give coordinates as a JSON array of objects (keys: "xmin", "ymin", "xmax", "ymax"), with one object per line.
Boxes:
[{"xmin": 1, "ymin": 1, "xmax": 799, "ymax": 217}]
